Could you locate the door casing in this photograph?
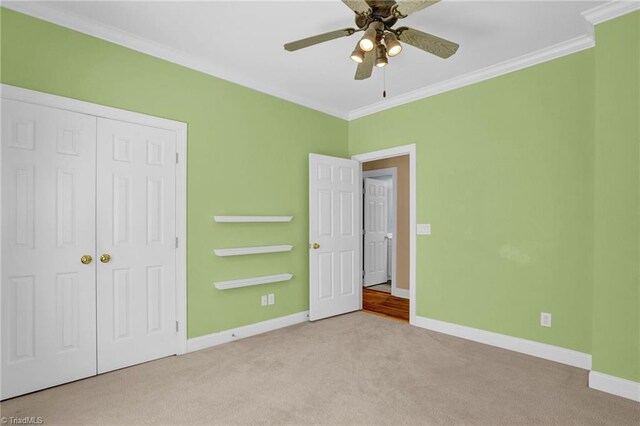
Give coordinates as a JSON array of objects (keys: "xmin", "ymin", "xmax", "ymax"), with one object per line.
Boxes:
[
  {"xmin": 0, "ymin": 84, "xmax": 188, "ymax": 359},
  {"xmin": 352, "ymin": 144, "xmax": 417, "ymax": 324}
]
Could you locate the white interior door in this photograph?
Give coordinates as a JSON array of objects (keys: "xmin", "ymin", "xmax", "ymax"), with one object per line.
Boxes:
[
  {"xmin": 363, "ymin": 177, "xmax": 388, "ymax": 286},
  {"xmin": 96, "ymin": 118, "xmax": 177, "ymax": 373},
  {"xmin": 1, "ymin": 99, "xmax": 97, "ymax": 399},
  {"xmin": 309, "ymin": 154, "xmax": 361, "ymax": 321}
]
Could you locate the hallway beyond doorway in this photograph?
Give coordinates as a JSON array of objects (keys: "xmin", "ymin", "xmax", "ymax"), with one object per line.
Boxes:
[{"xmin": 363, "ymin": 287, "xmax": 409, "ymax": 321}]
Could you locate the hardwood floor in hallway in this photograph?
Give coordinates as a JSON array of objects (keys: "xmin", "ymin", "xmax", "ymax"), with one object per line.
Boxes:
[{"xmin": 362, "ymin": 287, "xmax": 409, "ymax": 321}]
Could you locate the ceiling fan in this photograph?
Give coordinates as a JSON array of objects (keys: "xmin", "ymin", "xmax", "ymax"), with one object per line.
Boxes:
[{"xmin": 284, "ymin": 0, "xmax": 459, "ymax": 80}]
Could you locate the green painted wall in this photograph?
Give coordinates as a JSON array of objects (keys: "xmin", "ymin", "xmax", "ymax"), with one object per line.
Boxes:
[
  {"xmin": 593, "ymin": 12, "xmax": 640, "ymax": 382},
  {"xmin": 349, "ymin": 11, "xmax": 640, "ymax": 382},
  {"xmin": 350, "ymin": 48, "xmax": 596, "ymax": 354},
  {"xmin": 0, "ymin": 8, "xmax": 348, "ymax": 338}
]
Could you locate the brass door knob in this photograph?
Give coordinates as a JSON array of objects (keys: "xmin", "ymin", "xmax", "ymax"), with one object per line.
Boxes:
[
  {"xmin": 80, "ymin": 255, "xmax": 93, "ymax": 265},
  {"xmin": 100, "ymin": 254, "xmax": 111, "ymax": 263},
  {"xmin": 312, "ymin": 243, "xmax": 320, "ymax": 249}
]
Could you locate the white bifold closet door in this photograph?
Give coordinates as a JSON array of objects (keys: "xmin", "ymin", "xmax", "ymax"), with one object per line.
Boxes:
[
  {"xmin": 1, "ymin": 99, "xmax": 178, "ymax": 399},
  {"xmin": 96, "ymin": 118, "xmax": 177, "ymax": 374},
  {"xmin": 1, "ymin": 100, "xmax": 98, "ymax": 399}
]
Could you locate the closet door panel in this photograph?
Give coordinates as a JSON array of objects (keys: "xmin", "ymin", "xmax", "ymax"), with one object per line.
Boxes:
[
  {"xmin": 1, "ymin": 99, "xmax": 97, "ymax": 399},
  {"xmin": 96, "ymin": 118, "xmax": 177, "ymax": 373}
]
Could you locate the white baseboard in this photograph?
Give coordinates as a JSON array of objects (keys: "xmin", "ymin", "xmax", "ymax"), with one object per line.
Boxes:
[
  {"xmin": 413, "ymin": 316, "xmax": 592, "ymax": 370},
  {"xmin": 392, "ymin": 288, "xmax": 410, "ymax": 299},
  {"xmin": 187, "ymin": 312, "xmax": 640, "ymax": 403},
  {"xmin": 187, "ymin": 311, "xmax": 309, "ymax": 353},
  {"xmin": 589, "ymin": 371, "xmax": 640, "ymax": 402}
]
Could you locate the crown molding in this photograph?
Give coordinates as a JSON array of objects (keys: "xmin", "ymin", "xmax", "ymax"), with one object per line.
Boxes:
[
  {"xmin": 1, "ymin": 2, "xmax": 349, "ymax": 120},
  {"xmin": 347, "ymin": 34, "xmax": 595, "ymax": 120},
  {"xmin": 349, "ymin": 1, "xmax": 640, "ymax": 120},
  {"xmin": 7, "ymin": 2, "xmax": 636, "ymax": 122},
  {"xmin": 582, "ymin": 0, "xmax": 640, "ymax": 25}
]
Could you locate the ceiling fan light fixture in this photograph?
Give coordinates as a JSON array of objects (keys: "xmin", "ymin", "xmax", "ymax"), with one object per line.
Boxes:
[
  {"xmin": 350, "ymin": 44, "xmax": 365, "ymax": 63},
  {"xmin": 375, "ymin": 44, "xmax": 388, "ymax": 68},
  {"xmin": 358, "ymin": 26, "xmax": 377, "ymax": 52},
  {"xmin": 384, "ymin": 32, "xmax": 402, "ymax": 57},
  {"xmin": 283, "ymin": 4, "xmax": 460, "ymax": 81}
]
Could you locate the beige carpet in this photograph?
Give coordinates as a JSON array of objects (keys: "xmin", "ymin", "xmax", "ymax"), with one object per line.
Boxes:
[{"xmin": 1, "ymin": 312, "xmax": 639, "ymax": 425}]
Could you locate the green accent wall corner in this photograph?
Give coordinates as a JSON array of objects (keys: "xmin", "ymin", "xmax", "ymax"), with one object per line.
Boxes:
[{"xmin": 593, "ymin": 11, "xmax": 640, "ymax": 382}]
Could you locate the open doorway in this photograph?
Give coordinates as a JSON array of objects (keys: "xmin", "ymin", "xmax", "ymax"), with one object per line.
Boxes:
[
  {"xmin": 361, "ymin": 156, "xmax": 410, "ymax": 321},
  {"xmin": 308, "ymin": 145, "xmax": 416, "ymax": 324}
]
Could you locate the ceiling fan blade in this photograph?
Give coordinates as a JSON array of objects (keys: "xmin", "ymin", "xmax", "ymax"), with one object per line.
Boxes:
[
  {"xmin": 355, "ymin": 49, "xmax": 375, "ymax": 80},
  {"xmin": 394, "ymin": 0, "xmax": 440, "ymax": 17},
  {"xmin": 396, "ymin": 27, "xmax": 459, "ymax": 59},
  {"xmin": 284, "ymin": 28, "xmax": 357, "ymax": 52},
  {"xmin": 342, "ymin": 0, "xmax": 371, "ymax": 15}
]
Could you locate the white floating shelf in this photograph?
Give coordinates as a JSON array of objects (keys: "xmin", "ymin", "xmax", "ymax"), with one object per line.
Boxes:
[
  {"xmin": 213, "ymin": 216, "xmax": 293, "ymax": 223},
  {"xmin": 213, "ymin": 273, "xmax": 293, "ymax": 290},
  {"xmin": 214, "ymin": 245, "xmax": 293, "ymax": 257}
]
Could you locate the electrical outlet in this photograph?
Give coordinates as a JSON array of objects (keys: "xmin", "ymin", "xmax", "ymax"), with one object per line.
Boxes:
[
  {"xmin": 540, "ymin": 312, "xmax": 552, "ymax": 327},
  {"xmin": 261, "ymin": 295, "xmax": 268, "ymax": 306},
  {"xmin": 268, "ymin": 293, "xmax": 275, "ymax": 305}
]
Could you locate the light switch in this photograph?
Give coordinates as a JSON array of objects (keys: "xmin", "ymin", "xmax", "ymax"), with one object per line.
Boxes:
[{"xmin": 417, "ymin": 224, "xmax": 431, "ymax": 235}]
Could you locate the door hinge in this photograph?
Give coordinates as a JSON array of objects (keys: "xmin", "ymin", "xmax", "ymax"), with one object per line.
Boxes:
[
  {"xmin": 175, "ymin": 152, "xmax": 179, "ymax": 164},
  {"xmin": 175, "ymin": 237, "xmax": 179, "ymax": 248},
  {"xmin": 176, "ymin": 321, "xmax": 179, "ymax": 332},
  {"xmin": 362, "ymin": 270, "xmax": 366, "ymax": 278},
  {"xmin": 362, "ymin": 187, "xmax": 366, "ymax": 194},
  {"xmin": 362, "ymin": 229, "xmax": 366, "ymax": 236}
]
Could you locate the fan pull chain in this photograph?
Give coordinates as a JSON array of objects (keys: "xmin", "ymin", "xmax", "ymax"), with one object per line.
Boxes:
[{"xmin": 383, "ymin": 67, "xmax": 387, "ymax": 98}]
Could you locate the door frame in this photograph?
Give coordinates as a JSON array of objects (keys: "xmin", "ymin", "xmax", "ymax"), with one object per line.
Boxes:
[
  {"xmin": 362, "ymin": 168, "xmax": 400, "ymax": 297},
  {"xmin": 352, "ymin": 144, "xmax": 417, "ymax": 324},
  {"xmin": 0, "ymin": 84, "xmax": 189, "ymax": 355}
]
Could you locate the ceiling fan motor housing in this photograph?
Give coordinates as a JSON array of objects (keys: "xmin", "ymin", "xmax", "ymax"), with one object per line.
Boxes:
[{"xmin": 355, "ymin": 0, "xmax": 399, "ymax": 29}]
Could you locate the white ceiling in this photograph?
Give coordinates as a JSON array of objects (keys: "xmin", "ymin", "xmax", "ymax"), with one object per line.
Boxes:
[{"xmin": 6, "ymin": 1, "xmax": 607, "ymax": 119}]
